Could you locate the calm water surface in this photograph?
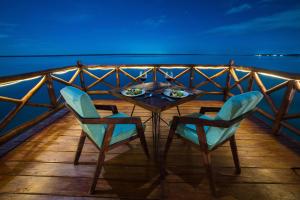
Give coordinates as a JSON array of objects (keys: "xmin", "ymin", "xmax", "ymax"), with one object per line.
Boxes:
[{"xmin": 0, "ymin": 55, "xmax": 300, "ymax": 76}]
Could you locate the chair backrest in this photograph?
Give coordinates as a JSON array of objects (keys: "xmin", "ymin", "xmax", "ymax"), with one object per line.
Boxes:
[
  {"xmin": 60, "ymin": 86, "xmax": 106, "ymax": 147},
  {"xmin": 206, "ymin": 91, "xmax": 263, "ymax": 149}
]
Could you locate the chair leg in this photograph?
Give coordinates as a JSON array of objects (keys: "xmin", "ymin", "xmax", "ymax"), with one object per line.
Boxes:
[
  {"xmin": 164, "ymin": 129, "xmax": 175, "ymax": 158},
  {"xmin": 74, "ymin": 130, "xmax": 86, "ymax": 165},
  {"xmin": 89, "ymin": 151, "xmax": 106, "ymax": 194},
  {"xmin": 230, "ymin": 135, "xmax": 241, "ymax": 174},
  {"xmin": 138, "ymin": 128, "xmax": 150, "ymax": 158},
  {"xmin": 161, "ymin": 127, "xmax": 176, "ymax": 178},
  {"xmin": 202, "ymin": 151, "xmax": 217, "ymax": 196}
]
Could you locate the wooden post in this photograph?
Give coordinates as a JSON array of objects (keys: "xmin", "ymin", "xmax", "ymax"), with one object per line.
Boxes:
[
  {"xmin": 116, "ymin": 66, "xmax": 120, "ymax": 88},
  {"xmin": 77, "ymin": 61, "xmax": 86, "ymax": 91},
  {"xmin": 248, "ymin": 71, "xmax": 254, "ymax": 91},
  {"xmin": 223, "ymin": 60, "xmax": 234, "ymax": 101},
  {"xmin": 153, "ymin": 65, "xmax": 157, "ymax": 82},
  {"xmin": 271, "ymin": 80, "xmax": 296, "ymax": 135},
  {"xmin": 45, "ymin": 74, "xmax": 57, "ymax": 107},
  {"xmin": 189, "ymin": 66, "xmax": 194, "ymax": 89}
]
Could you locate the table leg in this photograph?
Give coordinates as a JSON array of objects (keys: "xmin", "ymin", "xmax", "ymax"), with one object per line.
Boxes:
[
  {"xmin": 152, "ymin": 112, "xmax": 155, "ymax": 157},
  {"xmin": 152, "ymin": 112, "xmax": 160, "ymax": 160},
  {"xmin": 130, "ymin": 105, "xmax": 136, "ymax": 116},
  {"xmin": 151, "ymin": 112, "xmax": 164, "ymax": 198}
]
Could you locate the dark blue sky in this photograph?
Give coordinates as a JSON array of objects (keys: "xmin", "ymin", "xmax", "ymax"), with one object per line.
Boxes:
[{"xmin": 0, "ymin": 0, "xmax": 300, "ymax": 55}]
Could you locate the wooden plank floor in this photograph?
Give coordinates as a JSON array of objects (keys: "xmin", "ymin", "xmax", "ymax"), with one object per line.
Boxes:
[{"xmin": 1, "ymin": 100, "xmax": 300, "ymax": 200}]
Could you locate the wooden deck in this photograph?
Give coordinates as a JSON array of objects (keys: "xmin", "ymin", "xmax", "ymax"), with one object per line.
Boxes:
[{"xmin": 1, "ymin": 100, "xmax": 300, "ymax": 200}]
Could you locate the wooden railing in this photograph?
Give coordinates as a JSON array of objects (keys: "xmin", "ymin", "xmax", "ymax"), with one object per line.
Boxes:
[{"xmin": 0, "ymin": 60, "xmax": 300, "ymax": 144}]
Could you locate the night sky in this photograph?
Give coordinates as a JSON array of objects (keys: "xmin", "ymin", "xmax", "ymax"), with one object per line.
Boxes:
[{"xmin": 0, "ymin": 0, "xmax": 300, "ymax": 55}]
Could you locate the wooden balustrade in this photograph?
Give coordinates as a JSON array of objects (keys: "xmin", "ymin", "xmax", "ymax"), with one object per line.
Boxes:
[{"xmin": 0, "ymin": 61, "xmax": 300, "ymax": 144}]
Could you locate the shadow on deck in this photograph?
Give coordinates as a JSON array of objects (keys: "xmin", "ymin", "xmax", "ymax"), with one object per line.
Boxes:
[{"xmin": 1, "ymin": 100, "xmax": 300, "ymax": 200}]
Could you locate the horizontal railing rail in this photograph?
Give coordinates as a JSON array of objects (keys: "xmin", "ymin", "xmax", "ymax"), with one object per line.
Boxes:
[{"xmin": 0, "ymin": 60, "xmax": 300, "ymax": 144}]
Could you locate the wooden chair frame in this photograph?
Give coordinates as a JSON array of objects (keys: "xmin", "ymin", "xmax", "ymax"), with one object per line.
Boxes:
[
  {"xmin": 163, "ymin": 106, "xmax": 256, "ymax": 196},
  {"xmin": 65, "ymin": 103, "xmax": 150, "ymax": 194}
]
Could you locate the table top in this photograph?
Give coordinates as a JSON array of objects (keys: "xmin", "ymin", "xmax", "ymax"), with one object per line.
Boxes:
[{"xmin": 110, "ymin": 82, "xmax": 204, "ymax": 113}]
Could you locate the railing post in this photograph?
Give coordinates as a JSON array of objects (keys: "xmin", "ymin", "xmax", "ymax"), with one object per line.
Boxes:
[
  {"xmin": 116, "ymin": 66, "xmax": 120, "ymax": 88},
  {"xmin": 77, "ymin": 61, "xmax": 86, "ymax": 91},
  {"xmin": 189, "ymin": 66, "xmax": 194, "ymax": 89},
  {"xmin": 271, "ymin": 80, "xmax": 296, "ymax": 135},
  {"xmin": 223, "ymin": 60, "xmax": 234, "ymax": 101},
  {"xmin": 45, "ymin": 74, "xmax": 57, "ymax": 108},
  {"xmin": 248, "ymin": 71, "xmax": 254, "ymax": 91},
  {"xmin": 153, "ymin": 65, "xmax": 157, "ymax": 82}
]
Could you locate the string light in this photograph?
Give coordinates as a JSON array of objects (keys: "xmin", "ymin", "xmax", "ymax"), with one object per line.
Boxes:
[
  {"xmin": 120, "ymin": 66, "xmax": 154, "ymax": 69},
  {"xmin": 160, "ymin": 66, "xmax": 188, "ymax": 69},
  {"xmin": 0, "ymin": 76, "xmax": 42, "ymax": 88},
  {"xmin": 296, "ymin": 81, "xmax": 300, "ymax": 90},
  {"xmin": 235, "ymin": 69, "xmax": 251, "ymax": 73},
  {"xmin": 258, "ymin": 72, "xmax": 290, "ymax": 80},
  {"xmin": 195, "ymin": 66, "xmax": 227, "ymax": 69},
  {"xmin": 87, "ymin": 67, "xmax": 115, "ymax": 70},
  {"xmin": 52, "ymin": 68, "xmax": 77, "ymax": 75}
]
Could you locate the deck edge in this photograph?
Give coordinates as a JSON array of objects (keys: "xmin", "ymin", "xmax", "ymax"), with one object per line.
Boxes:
[{"xmin": 0, "ymin": 108, "xmax": 69, "ymax": 157}]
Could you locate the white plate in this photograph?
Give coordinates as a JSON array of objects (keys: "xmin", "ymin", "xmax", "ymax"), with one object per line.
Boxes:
[
  {"xmin": 163, "ymin": 88, "xmax": 189, "ymax": 98},
  {"xmin": 121, "ymin": 88, "xmax": 146, "ymax": 97}
]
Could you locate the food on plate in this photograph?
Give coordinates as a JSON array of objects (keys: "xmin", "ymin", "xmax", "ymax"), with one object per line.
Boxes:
[
  {"xmin": 170, "ymin": 89, "xmax": 184, "ymax": 97},
  {"xmin": 124, "ymin": 88, "xmax": 142, "ymax": 96}
]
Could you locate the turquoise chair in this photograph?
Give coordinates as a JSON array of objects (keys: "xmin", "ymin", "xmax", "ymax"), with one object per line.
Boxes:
[
  {"xmin": 60, "ymin": 86, "xmax": 149, "ymax": 194},
  {"xmin": 163, "ymin": 91, "xmax": 263, "ymax": 196}
]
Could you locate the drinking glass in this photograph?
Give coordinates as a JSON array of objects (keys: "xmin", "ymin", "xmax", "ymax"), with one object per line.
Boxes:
[
  {"xmin": 140, "ymin": 70, "xmax": 147, "ymax": 89},
  {"xmin": 165, "ymin": 70, "xmax": 173, "ymax": 86}
]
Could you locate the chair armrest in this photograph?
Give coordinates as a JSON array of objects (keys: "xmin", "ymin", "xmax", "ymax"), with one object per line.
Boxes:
[
  {"xmin": 199, "ymin": 106, "xmax": 221, "ymax": 114},
  {"xmin": 65, "ymin": 103, "xmax": 141, "ymax": 125},
  {"xmin": 172, "ymin": 109, "xmax": 256, "ymax": 128},
  {"xmin": 80, "ymin": 116, "xmax": 143, "ymax": 125},
  {"xmin": 173, "ymin": 116, "xmax": 230, "ymax": 128},
  {"xmin": 98, "ymin": 117, "xmax": 144, "ymax": 150},
  {"xmin": 94, "ymin": 104, "xmax": 118, "ymax": 114}
]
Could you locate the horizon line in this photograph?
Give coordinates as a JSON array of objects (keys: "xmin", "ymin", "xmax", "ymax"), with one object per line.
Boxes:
[{"xmin": 0, "ymin": 53, "xmax": 299, "ymax": 58}]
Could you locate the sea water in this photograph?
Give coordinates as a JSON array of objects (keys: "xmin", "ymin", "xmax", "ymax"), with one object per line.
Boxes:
[{"xmin": 0, "ymin": 54, "xmax": 300, "ymax": 76}]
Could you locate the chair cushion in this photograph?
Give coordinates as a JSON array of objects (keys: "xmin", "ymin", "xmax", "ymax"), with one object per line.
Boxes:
[
  {"xmin": 60, "ymin": 86, "xmax": 106, "ymax": 146},
  {"xmin": 60, "ymin": 86, "xmax": 100, "ymax": 118},
  {"xmin": 105, "ymin": 112, "xmax": 138, "ymax": 145},
  {"xmin": 216, "ymin": 91, "xmax": 263, "ymax": 120},
  {"xmin": 210, "ymin": 91, "xmax": 263, "ymax": 146},
  {"xmin": 174, "ymin": 113, "xmax": 213, "ymax": 148},
  {"xmin": 73, "ymin": 112, "xmax": 139, "ymax": 147},
  {"xmin": 60, "ymin": 86, "xmax": 139, "ymax": 148}
]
